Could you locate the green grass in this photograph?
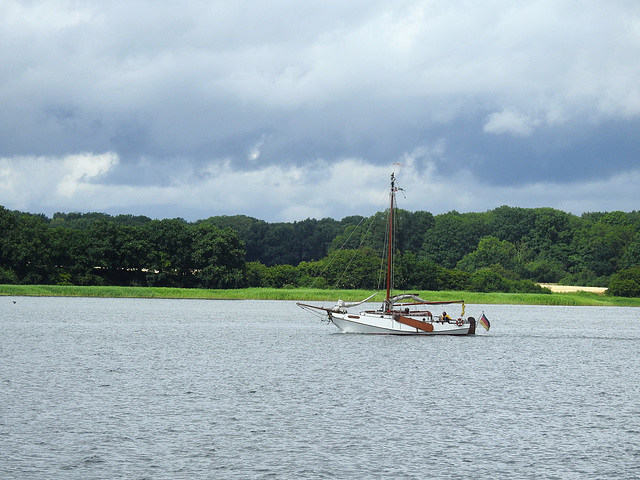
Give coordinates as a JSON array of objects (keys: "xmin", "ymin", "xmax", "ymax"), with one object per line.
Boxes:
[{"xmin": 1, "ymin": 284, "xmax": 639, "ymax": 306}]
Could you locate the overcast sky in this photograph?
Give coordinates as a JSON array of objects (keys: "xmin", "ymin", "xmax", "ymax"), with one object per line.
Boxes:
[{"xmin": 1, "ymin": 0, "xmax": 640, "ymax": 222}]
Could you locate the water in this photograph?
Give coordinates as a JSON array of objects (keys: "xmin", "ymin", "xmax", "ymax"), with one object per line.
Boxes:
[{"xmin": 1, "ymin": 297, "xmax": 639, "ymax": 479}]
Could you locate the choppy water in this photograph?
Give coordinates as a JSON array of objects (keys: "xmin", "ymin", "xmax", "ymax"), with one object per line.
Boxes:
[{"xmin": 1, "ymin": 297, "xmax": 639, "ymax": 479}]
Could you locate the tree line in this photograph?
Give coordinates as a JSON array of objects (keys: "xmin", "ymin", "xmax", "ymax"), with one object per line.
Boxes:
[{"xmin": 1, "ymin": 205, "xmax": 640, "ymax": 296}]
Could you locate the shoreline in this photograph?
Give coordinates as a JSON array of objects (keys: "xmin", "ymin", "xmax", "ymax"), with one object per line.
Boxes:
[{"xmin": 1, "ymin": 284, "xmax": 639, "ymax": 307}]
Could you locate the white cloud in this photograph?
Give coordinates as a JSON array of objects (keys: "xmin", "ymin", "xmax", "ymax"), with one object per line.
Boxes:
[
  {"xmin": 483, "ymin": 109, "xmax": 539, "ymax": 137},
  {"xmin": 58, "ymin": 152, "xmax": 119, "ymax": 197},
  {"xmin": 247, "ymin": 134, "xmax": 272, "ymax": 162},
  {"xmin": 2, "ymin": 151, "xmax": 640, "ymax": 221},
  {"xmin": 0, "ymin": 152, "xmax": 118, "ymax": 211},
  {"xmin": 1, "ymin": 0, "xmax": 95, "ymax": 32}
]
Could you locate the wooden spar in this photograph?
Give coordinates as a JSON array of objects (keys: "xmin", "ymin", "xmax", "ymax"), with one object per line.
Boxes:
[
  {"xmin": 295, "ymin": 302, "xmax": 333, "ymax": 313},
  {"xmin": 396, "ymin": 300, "xmax": 465, "ymax": 306},
  {"xmin": 394, "ymin": 314, "xmax": 434, "ymax": 332},
  {"xmin": 385, "ymin": 173, "xmax": 395, "ymax": 305}
]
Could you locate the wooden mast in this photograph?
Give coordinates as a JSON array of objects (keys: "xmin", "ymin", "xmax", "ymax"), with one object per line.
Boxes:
[{"xmin": 385, "ymin": 173, "xmax": 395, "ymax": 308}]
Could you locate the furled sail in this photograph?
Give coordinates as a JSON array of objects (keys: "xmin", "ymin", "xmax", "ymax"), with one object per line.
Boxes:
[
  {"xmin": 332, "ymin": 292, "xmax": 378, "ymax": 312},
  {"xmin": 390, "ymin": 293, "xmax": 430, "ymax": 304}
]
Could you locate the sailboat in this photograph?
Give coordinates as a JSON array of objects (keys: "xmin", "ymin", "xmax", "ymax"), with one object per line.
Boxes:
[{"xmin": 297, "ymin": 171, "xmax": 490, "ymax": 335}]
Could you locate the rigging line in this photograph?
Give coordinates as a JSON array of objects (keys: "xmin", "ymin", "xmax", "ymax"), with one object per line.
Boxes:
[
  {"xmin": 309, "ymin": 173, "xmax": 397, "ymax": 301},
  {"xmin": 325, "ymin": 180, "xmax": 392, "ymax": 296},
  {"xmin": 377, "ymin": 206, "xmax": 391, "ymax": 292},
  {"xmin": 329, "ymin": 210, "xmax": 381, "ymax": 294},
  {"xmin": 307, "ymin": 191, "xmax": 382, "ymax": 293},
  {"xmin": 307, "ymin": 213, "xmax": 369, "ymax": 293}
]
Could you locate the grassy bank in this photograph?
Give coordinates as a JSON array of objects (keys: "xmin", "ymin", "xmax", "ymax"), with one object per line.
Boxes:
[{"xmin": 1, "ymin": 284, "xmax": 639, "ymax": 307}]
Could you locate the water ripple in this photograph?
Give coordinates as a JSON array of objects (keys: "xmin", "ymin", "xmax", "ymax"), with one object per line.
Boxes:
[{"xmin": 1, "ymin": 298, "xmax": 639, "ymax": 479}]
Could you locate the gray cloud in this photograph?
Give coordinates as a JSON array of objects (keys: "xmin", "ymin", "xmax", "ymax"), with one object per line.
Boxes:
[{"xmin": 1, "ymin": 0, "xmax": 640, "ymax": 221}]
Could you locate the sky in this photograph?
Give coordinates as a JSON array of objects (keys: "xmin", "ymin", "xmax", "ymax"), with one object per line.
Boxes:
[{"xmin": 1, "ymin": 0, "xmax": 640, "ymax": 223}]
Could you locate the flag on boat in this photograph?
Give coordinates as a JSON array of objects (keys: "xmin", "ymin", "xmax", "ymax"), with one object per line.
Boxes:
[{"xmin": 479, "ymin": 313, "xmax": 491, "ymax": 331}]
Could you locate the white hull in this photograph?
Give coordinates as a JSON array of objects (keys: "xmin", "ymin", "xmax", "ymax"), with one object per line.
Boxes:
[{"xmin": 329, "ymin": 311, "xmax": 473, "ymax": 335}]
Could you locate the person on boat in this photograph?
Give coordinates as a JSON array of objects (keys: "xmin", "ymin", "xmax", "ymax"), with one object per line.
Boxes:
[{"xmin": 441, "ymin": 311, "xmax": 452, "ymax": 323}]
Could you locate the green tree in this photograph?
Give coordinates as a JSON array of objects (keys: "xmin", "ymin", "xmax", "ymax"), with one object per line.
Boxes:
[
  {"xmin": 437, "ymin": 268, "xmax": 471, "ymax": 291},
  {"xmin": 291, "ymin": 218, "xmax": 341, "ymax": 263},
  {"xmin": 329, "ymin": 212, "xmax": 388, "ymax": 255},
  {"xmin": 145, "ymin": 219, "xmax": 193, "ymax": 285},
  {"xmin": 296, "ymin": 260, "xmax": 329, "ymax": 289},
  {"xmin": 0, "ymin": 207, "xmax": 19, "ymax": 282},
  {"xmin": 263, "ymin": 264, "xmax": 299, "ymax": 288},
  {"xmin": 116, "ymin": 226, "xmax": 152, "ymax": 272},
  {"xmin": 319, "ymin": 248, "xmax": 382, "ymax": 289},
  {"xmin": 570, "ymin": 211, "xmax": 636, "ymax": 277},
  {"xmin": 191, "ymin": 224, "xmax": 246, "ymax": 288},
  {"xmin": 523, "ymin": 258, "xmax": 566, "ymax": 283},
  {"xmin": 246, "ymin": 261, "xmax": 269, "ymax": 287},
  {"xmin": 84, "ymin": 221, "xmax": 120, "ymax": 284},
  {"xmin": 330, "ymin": 224, "xmax": 366, "ymax": 252},
  {"xmin": 619, "ymin": 232, "xmax": 640, "ymax": 269},
  {"xmin": 395, "ymin": 252, "xmax": 441, "ymax": 290},
  {"xmin": 607, "ymin": 267, "xmax": 640, "ymax": 297},
  {"xmin": 486, "ymin": 206, "xmax": 535, "ymax": 243},
  {"xmin": 469, "ymin": 268, "xmax": 509, "ymax": 292},
  {"xmin": 522, "ymin": 208, "xmax": 578, "ymax": 260},
  {"xmin": 420, "ymin": 211, "xmax": 486, "ymax": 268},
  {"xmin": 49, "ymin": 227, "xmax": 91, "ymax": 284},
  {"xmin": 457, "ymin": 236, "xmax": 517, "ymax": 272},
  {"xmin": 404, "ymin": 211, "xmax": 435, "ymax": 252},
  {"xmin": 9, "ymin": 213, "xmax": 52, "ymax": 284}
]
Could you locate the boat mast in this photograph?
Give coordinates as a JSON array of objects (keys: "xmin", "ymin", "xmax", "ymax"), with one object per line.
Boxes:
[{"xmin": 385, "ymin": 172, "xmax": 395, "ymax": 308}]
